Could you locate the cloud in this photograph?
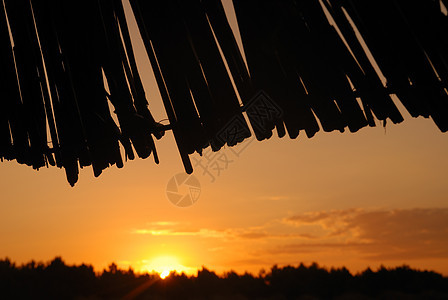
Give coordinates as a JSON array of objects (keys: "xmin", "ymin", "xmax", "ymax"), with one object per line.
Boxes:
[
  {"xmin": 133, "ymin": 220, "xmax": 272, "ymax": 240},
  {"xmin": 279, "ymin": 208, "xmax": 448, "ymax": 260},
  {"xmin": 132, "ymin": 229, "xmax": 199, "ymax": 236},
  {"xmin": 266, "ymin": 242, "xmax": 368, "ymax": 255},
  {"xmin": 132, "ymin": 227, "xmax": 229, "ymax": 239},
  {"xmin": 237, "ymin": 232, "xmax": 268, "ymax": 239},
  {"xmin": 131, "ymin": 208, "xmax": 448, "ymax": 262}
]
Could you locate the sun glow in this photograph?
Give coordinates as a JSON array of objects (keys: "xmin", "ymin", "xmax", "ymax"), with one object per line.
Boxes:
[{"xmin": 140, "ymin": 255, "xmax": 193, "ymax": 276}]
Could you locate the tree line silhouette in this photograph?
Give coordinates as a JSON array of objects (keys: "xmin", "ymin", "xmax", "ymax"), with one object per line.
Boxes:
[{"xmin": 0, "ymin": 257, "xmax": 447, "ymax": 299}]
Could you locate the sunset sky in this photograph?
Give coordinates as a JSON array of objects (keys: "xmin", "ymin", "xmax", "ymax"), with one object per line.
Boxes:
[{"xmin": 1, "ymin": 1, "xmax": 448, "ymax": 276}]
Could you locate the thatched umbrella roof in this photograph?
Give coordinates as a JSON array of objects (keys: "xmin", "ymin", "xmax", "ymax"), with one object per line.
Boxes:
[{"xmin": 1, "ymin": 0, "xmax": 447, "ymax": 186}]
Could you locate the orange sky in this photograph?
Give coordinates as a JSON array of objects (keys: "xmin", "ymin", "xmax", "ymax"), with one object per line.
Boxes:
[{"xmin": 0, "ymin": 0, "xmax": 447, "ymax": 276}]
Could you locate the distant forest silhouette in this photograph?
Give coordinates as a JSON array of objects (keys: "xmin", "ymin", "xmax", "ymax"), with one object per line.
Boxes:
[{"xmin": 1, "ymin": 257, "xmax": 447, "ymax": 299}]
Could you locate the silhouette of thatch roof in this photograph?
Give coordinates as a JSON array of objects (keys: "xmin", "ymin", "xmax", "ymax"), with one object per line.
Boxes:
[{"xmin": 1, "ymin": 0, "xmax": 447, "ymax": 185}]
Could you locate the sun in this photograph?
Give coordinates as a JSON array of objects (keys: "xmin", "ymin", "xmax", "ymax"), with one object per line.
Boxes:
[{"xmin": 160, "ymin": 269, "xmax": 170, "ymax": 279}]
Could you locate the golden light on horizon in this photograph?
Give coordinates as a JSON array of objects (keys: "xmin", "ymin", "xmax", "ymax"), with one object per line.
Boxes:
[{"xmin": 140, "ymin": 255, "xmax": 194, "ymax": 276}]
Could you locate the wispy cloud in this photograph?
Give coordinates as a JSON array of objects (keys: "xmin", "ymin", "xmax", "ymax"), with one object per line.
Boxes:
[
  {"xmin": 132, "ymin": 227, "xmax": 228, "ymax": 239},
  {"xmin": 131, "ymin": 208, "xmax": 448, "ymax": 263},
  {"xmin": 278, "ymin": 208, "xmax": 448, "ymax": 260}
]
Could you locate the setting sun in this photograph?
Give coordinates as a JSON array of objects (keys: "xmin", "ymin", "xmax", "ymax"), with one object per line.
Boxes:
[{"xmin": 159, "ymin": 270, "xmax": 170, "ymax": 279}]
